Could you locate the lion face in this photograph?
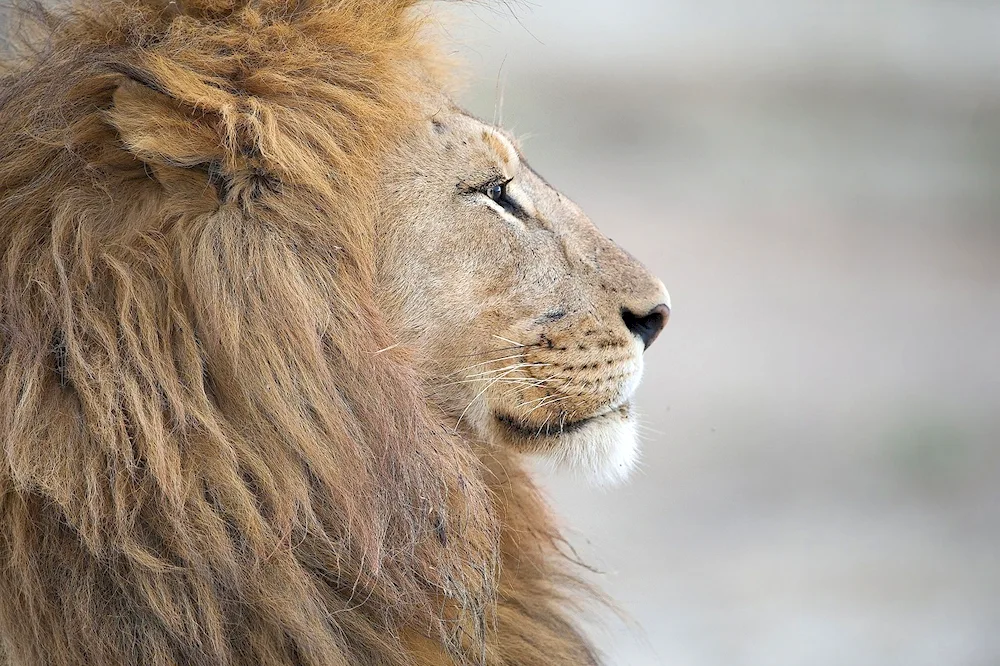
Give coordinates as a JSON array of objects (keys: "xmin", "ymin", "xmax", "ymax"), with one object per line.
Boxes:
[{"xmin": 377, "ymin": 103, "xmax": 670, "ymax": 485}]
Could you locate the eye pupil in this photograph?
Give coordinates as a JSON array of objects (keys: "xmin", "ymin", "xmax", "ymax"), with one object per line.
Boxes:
[{"xmin": 488, "ymin": 183, "xmax": 505, "ymax": 201}]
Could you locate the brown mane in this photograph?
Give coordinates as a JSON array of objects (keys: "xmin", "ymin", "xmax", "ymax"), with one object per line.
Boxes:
[{"xmin": 0, "ymin": 1, "xmax": 601, "ymax": 664}]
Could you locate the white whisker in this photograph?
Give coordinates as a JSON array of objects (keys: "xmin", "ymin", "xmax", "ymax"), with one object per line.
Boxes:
[
  {"xmin": 446, "ymin": 353, "xmax": 528, "ymax": 376},
  {"xmin": 453, "ymin": 364, "xmax": 526, "ymax": 433},
  {"xmin": 464, "ymin": 362, "xmax": 550, "ymax": 379},
  {"xmin": 444, "ymin": 344, "xmax": 536, "ymax": 360},
  {"xmin": 492, "ymin": 335, "xmax": 526, "ymax": 347},
  {"xmin": 438, "ymin": 377, "xmax": 549, "ymax": 390},
  {"xmin": 521, "ymin": 394, "xmax": 571, "ymax": 417}
]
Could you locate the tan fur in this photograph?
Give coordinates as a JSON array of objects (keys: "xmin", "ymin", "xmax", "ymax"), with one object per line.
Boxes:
[
  {"xmin": 378, "ymin": 111, "xmax": 668, "ymax": 486},
  {"xmin": 0, "ymin": 1, "xmax": 666, "ymax": 664}
]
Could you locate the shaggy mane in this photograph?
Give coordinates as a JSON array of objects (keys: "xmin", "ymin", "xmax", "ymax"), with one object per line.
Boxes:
[{"xmin": 0, "ymin": 1, "xmax": 601, "ymax": 664}]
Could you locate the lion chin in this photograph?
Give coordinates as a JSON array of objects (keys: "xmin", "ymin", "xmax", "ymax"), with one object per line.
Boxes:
[
  {"xmin": 495, "ymin": 407, "xmax": 642, "ymax": 487},
  {"xmin": 556, "ymin": 415, "xmax": 641, "ymax": 487}
]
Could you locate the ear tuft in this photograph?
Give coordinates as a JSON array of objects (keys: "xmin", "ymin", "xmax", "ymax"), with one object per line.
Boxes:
[
  {"xmin": 106, "ymin": 52, "xmax": 242, "ymax": 173},
  {"xmin": 108, "ymin": 77, "xmax": 225, "ymax": 169}
]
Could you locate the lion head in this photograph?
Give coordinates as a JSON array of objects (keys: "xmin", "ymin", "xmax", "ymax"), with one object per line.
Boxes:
[
  {"xmin": 0, "ymin": 1, "xmax": 667, "ymax": 664},
  {"xmin": 378, "ymin": 102, "xmax": 669, "ymax": 486}
]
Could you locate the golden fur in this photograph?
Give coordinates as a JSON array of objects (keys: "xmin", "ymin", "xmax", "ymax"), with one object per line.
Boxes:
[
  {"xmin": 0, "ymin": 1, "xmax": 668, "ymax": 664},
  {"xmin": 376, "ymin": 109, "xmax": 669, "ymax": 487}
]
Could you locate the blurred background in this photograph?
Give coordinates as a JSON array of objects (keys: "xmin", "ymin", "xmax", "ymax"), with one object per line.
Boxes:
[{"xmin": 434, "ymin": 1, "xmax": 1000, "ymax": 664}]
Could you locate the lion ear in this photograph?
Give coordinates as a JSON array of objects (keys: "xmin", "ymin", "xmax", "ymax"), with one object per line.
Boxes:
[{"xmin": 106, "ymin": 59, "xmax": 231, "ymax": 169}]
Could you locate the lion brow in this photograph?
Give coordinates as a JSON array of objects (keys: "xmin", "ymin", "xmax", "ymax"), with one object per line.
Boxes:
[{"xmin": 455, "ymin": 110, "xmax": 521, "ymax": 167}]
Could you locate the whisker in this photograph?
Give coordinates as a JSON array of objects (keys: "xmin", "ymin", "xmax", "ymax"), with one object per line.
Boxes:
[
  {"xmin": 492, "ymin": 334, "xmax": 526, "ymax": 347},
  {"xmin": 436, "ymin": 377, "xmax": 549, "ymax": 390},
  {"xmin": 522, "ymin": 371, "xmax": 570, "ymax": 387},
  {"xmin": 435, "ymin": 361, "xmax": 558, "ymax": 392},
  {"xmin": 453, "ymin": 365, "xmax": 526, "ymax": 433},
  {"xmin": 532, "ymin": 395, "xmax": 572, "ymax": 414},
  {"xmin": 635, "ymin": 423, "xmax": 665, "ymax": 437},
  {"xmin": 464, "ymin": 362, "xmax": 550, "ymax": 379},
  {"xmin": 520, "ymin": 394, "xmax": 571, "ymax": 417},
  {"xmin": 517, "ymin": 393, "xmax": 553, "ymax": 408},
  {"xmin": 439, "ymin": 344, "xmax": 538, "ymax": 361},
  {"xmin": 535, "ymin": 415, "xmax": 554, "ymax": 438},
  {"xmin": 446, "ymin": 353, "xmax": 529, "ymax": 376}
]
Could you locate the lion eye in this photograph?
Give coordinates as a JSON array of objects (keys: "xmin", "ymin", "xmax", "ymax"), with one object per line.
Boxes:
[
  {"xmin": 486, "ymin": 182, "xmax": 506, "ymax": 202},
  {"xmin": 478, "ymin": 178, "xmax": 526, "ymax": 220}
]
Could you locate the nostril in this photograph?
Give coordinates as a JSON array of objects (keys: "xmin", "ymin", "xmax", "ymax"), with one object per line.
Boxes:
[{"xmin": 621, "ymin": 304, "xmax": 670, "ymax": 350}]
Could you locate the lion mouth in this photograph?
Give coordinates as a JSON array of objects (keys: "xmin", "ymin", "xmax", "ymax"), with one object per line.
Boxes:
[{"xmin": 494, "ymin": 404, "xmax": 630, "ymax": 440}]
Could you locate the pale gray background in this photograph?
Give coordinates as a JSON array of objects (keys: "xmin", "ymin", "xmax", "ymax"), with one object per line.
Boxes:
[{"xmin": 436, "ymin": 1, "xmax": 1000, "ymax": 664}]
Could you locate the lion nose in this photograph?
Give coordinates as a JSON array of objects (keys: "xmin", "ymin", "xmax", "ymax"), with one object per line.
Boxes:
[{"xmin": 621, "ymin": 304, "xmax": 670, "ymax": 350}]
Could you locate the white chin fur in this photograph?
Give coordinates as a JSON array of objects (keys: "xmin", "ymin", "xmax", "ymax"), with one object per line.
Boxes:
[{"xmin": 536, "ymin": 415, "xmax": 640, "ymax": 487}]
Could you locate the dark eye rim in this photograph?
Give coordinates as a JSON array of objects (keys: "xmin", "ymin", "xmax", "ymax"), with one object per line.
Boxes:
[
  {"xmin": 480, "ymin": 177, "xmax": 528, "ymax": 219},
  {"xmin": 457, "ymin": 175, "xmax": 531, "ymax": 221},
  {"xmin": 483, "ymin": 178, "xmax": 513, "ymax": 203}
]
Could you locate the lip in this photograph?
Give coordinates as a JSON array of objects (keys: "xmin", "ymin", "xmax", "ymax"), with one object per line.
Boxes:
[{"xmin": 494, "ymin": 403, "xmax": 629, "ymax": 440}]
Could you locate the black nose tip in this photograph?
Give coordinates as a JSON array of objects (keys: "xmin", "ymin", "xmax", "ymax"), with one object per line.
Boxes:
[{"xmin": 622, "ymin": 304, "xmax": 670, "ymax": 350}]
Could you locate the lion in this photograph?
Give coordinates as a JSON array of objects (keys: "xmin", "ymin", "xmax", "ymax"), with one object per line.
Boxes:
[{"xmin": 0, "ymin": 1, "xmax": 669, "ymax": 664}]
